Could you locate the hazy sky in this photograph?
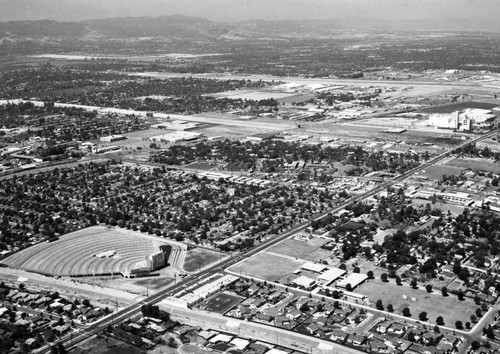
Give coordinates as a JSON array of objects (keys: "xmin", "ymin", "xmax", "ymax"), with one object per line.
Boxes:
[{"xmin": 0, "ymin": 0, "xmax": 498, "ymax": 24}]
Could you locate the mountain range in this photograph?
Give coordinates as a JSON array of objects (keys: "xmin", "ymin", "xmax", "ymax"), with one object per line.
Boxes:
[{"xmin": 0, "ymin": 14, "xmax": 497, "ymax": 44}]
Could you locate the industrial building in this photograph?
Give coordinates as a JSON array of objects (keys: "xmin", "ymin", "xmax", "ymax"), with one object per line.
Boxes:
[
  {"xmin": 149, "ymin": 131, "xmax": 203, "ymax": 143},
  {"xmin": 100, "ymin": 135, "xmax": 127, "ymax": 142}
]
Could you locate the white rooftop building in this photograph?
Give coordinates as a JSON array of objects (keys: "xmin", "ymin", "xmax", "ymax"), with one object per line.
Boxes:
[
  {"xmin": 293, "ymin": 276, "xmax": 316, "ymax": 289},
  {"xmin": 336, "ymin": 273, "xmax": 368, "ymax": 289},
  {"xmin": 317, "ymin": 267, "xmax": 347, "ymax": 285},
  {"xmin": 301, "ymin": 262, "xmax": 328, "ymax": 273}
]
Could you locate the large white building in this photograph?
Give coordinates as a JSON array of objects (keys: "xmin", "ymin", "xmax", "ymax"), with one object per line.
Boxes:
[
  {"xmin": 428, "ymin": 108, "xmax": 496, "ymax": 131},
  {"xmin": 428, "ymin": 112, "xmax": 459, "ymax": 129}
]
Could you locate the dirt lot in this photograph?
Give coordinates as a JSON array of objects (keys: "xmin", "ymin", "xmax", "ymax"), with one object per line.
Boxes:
[{"xmin": 183, "ymin": 248, "xmax": 224, "ymax": 273}]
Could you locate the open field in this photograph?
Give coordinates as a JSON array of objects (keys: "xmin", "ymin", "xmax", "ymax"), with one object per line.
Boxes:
[
  {"xmin": 3, "ymin": 226, "xmax": 182, "ymax": 277},
  {"xmin": 267, "ymin": 237, "xmax": 330, "ymax": 259},
  {"xmin": 183, "ymin": 247, "xmax": 224, "ymax": 273},
  {"xmin": 228, "ymin": 252, "xmax": 304, "ymax": 281},
  {"xmin": 355, "ymin": 279, "xmax": 478, "ymax": 325},
  {"xmin": 415, "ymin": 164, "xmax": 466, "ymax": 180},
  {"xmin": 199, "ymin": 292, "xmax": 244, "ymax": 314},
  {"xmin": 446, "ymin": 157, "xmax": 500, "ymax": 173}
]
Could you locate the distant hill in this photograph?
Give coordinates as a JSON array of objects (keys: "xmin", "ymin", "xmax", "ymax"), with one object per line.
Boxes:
[
  {"xmin": 0, "ymin": 14, "xmax": 496, "ymax": 45},
  {"xmin": 0, "ymin": 15, "xmax": 229, "ymax": 40}
]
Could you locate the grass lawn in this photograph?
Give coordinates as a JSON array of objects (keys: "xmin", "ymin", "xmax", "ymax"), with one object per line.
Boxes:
[
  {"xmin": 355, "ymin": 279, "xmax": 478, "ymax": 326},
  {"xmin": 229, "ymin": 252, "xmax": 304, "ymax": 281},
  {"xmin": 183, "ymin": 248, "xmax": 223, "ymax": 272}
]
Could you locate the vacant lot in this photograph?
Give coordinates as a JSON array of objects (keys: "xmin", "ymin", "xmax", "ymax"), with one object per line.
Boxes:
[
  {"xmin": 184, "ymin": 247, "xmax": 223, "ymax": 273},
  {"xmin": 229, "ymin": 252, "xmax": 304, "ymax": 281},
  {"xmin": 355, "ymin": 279, "xmax": 478, "ymax": 326},
  {"xmin": 446, "ymin": 157, "xmax": 500, "ymax": 173}
]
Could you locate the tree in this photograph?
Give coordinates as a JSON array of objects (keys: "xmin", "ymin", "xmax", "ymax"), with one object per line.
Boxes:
[
  {"xmin": 353, "ymin": 266, "xmax": 361, "ymax": 273},
  {"xmin": 345, "ymin": 283, "xmax": 353, "ymax": 292},
  {"xmin": 419, "ymin": 312, "xmax": 428, "ymax": 321},
  {"xmin": 441, "ymin": 286, "xmax": 448, "ymax": 297},
  {"xmin": 457, "ymin": 290, "xmax": 464, "ymax": 301},
  {"xmin": 395, "ymin": 276, "xmax": 402, "ymax": 286},
  {"xmin": 402, "ymin": 307, "xmax": 411, "ymax": 317},
  {"xmin": 376, "ymin": 299, "xmax": 384, "ymax": 310},
  {"xmin": 381, "ymin": 273, "xmax": 388, "ymax": 282},
  {"xmin": 436, "ymin": 316, "xmax": 444, "ymax": 325},
  {"xmin": 470, "ymin": 314, "xmax": 478, "ymax": 323},
  {"xmin": 484, "ymin": 326, "xmax": 495, "ymax": 339},
  {"xmin": 455, "ymin": 321, "xmax": 463, "ymax": 330},
  {"xmin": 407, "ymin": 331, "xmax": 416, "ymax": 342},
  {"xmin": 476, "ymin": 308, "xmax": 483, "ymax": 318},
  {"xmin": 410, "ymin": 278, "xmax": 418, "ymax": 289},
  {"xmin": 367, "ymin": 270, "xmax": 374, "ymax": 279},
  {"xmin": 82, "ymin": 299, "xmax": 90, "ymax": 307},
  {"xmin": 300, "ymin": 303, "xmax": 310, "ymax": 312},
  {"xmin": 425, "ymin": 284, "xmax": 433, "ymax": 293},
  {"xmin": 387, "ymin": 304, "xmax": 394, "ymax": 312},
  {"xmin": 57, "ymin": 342, "xmax": 66, "ymax": 354},
  {"xmin": 471, "ymin": 341, "xmax": 481, "ymax": 350}
]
